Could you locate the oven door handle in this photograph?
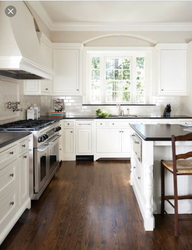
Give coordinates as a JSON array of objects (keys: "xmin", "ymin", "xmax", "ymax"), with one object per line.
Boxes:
[
  {"xmin": 37, "ymin": 143, "xmax": 50, "ymax": 152},
  {"xmin": 48, "ymin": 134, "xmax": 61, "ymax": 144}
]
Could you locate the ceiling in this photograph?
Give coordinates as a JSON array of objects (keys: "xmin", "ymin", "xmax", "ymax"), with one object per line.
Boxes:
[{"xmin": 29, "ymin": 1, "xmax": 192, "ymax": 31}]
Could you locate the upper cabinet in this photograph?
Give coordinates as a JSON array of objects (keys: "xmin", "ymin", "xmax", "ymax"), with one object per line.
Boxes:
[
  {"xmin": 24, "ymin": 80, "xmax": 52, "ymax": 95},
  {"xmin": 52, "ymin": 44, "xmax": 82, "ymax": 95},
  {"xmin": 155, "ymin": 44, "xmax": 188, "ymax": 96}
]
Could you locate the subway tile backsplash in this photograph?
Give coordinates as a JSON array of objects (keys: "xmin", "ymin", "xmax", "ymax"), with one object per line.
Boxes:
[{"xmin": 0, "ymin": 77, "xmax": 184, "ymax": 124}]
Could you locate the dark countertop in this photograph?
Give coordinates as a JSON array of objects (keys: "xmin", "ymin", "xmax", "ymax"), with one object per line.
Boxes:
[
  {"xmin": 130, "ymin": 124, "xmax": 192, "ymax": 141},
  {"xmin": 41, "ymin": 115, "xmax": 192, "ymax": 120},
  {"xmin": 0, "ymin": 132, "xmax": 31, "ymax": 148}
]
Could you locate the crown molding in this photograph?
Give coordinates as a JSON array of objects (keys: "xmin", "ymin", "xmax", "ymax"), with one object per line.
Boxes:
[{"xmin": 28, "ymin": 1, "xmax": 192, "ymax": 32}]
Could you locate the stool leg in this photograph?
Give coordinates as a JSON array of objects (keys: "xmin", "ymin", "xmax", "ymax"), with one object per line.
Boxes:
[
  {"xmin": 161, "ymin": 160, "xmax": 165, "ymax": 216},
  {"xmin": 173, "ymin": 172, "xmax": 179, "ymax": 237}
]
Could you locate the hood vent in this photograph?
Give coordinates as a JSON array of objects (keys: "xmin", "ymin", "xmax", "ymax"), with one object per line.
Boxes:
[
  {"xmin": 0, "ymin": 2, "xmax": 54, "ymax": 80},
  {"xmin": 0, "ymin": 70, "xmax": 44, "ymax": 80}
]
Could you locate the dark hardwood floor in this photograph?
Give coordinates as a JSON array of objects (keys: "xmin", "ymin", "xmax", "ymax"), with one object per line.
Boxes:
[{"xmin": 1, "ymin": 161, "xmax": 192, "ymax": 250}]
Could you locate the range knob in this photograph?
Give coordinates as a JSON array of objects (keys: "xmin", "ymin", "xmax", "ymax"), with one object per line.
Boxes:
[
  {"xmin": 38, "ymin": 136, "xmax": 44, "ymax": 142},
  {"xmin": 54, "ymin": 126, "xmax": 61, "ymax": 132}
]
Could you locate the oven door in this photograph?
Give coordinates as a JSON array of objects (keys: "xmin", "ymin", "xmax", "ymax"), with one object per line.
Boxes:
[
  {"xmin": 48, "ymin": 135, "xmax": 60, "ymax": 175},
  {"xmin": 34, "ymin": 142, "xmax": 49, "ymax": 193}
]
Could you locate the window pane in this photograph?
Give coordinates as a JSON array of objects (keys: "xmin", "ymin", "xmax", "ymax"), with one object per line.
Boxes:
[
  {"xmin": 123, "ymin": 81, "xmax": 131, "ymax": 91},
  {"xmin": 123, "ymin": 70, "xmax": 130, "ymax": 80},
  {"xmin": 106, "ymin": 59, "xmax": 115, "ymax": 69},
  {"xmin": 122, "ymin": 59, "xmax": 131, "ymax": 69},
  {"xmin": 115, "ymin": 70, "xmax": 123, "ymax": 80},
  {"xmin": 92, "ymin": 70, "xmax": 100, "ymax": 80},
  {"xmin": 114, "ymin": 59, "xmax": 123, "ymax": 69},
  {"xmin": 92, "ymin": 57, "xmax": 100, "ymax": 69},
  {"xmin": 123, "ymin": 92, "xmax": 131, "ymax": 102},
  {"xmin": 106, "ymin": 70, "xmax": 115, "ymax": 80},
  {"xmin": 106, "ymin": 92, "xmax": 122, "ymax": 102},
  {"xmin": 136, "ymin": 57, "xmax": 144, "ymax": 69}
]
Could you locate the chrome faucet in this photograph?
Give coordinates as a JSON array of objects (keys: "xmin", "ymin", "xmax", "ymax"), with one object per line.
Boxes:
[{"xmin": 117, "ymin": 104, "xmax": 124, "ymax": 116}]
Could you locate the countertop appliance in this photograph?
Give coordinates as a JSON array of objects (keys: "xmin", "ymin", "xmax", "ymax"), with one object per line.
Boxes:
[{"xmin": 0, "ymin": 119, "xmax": 61, "ymax": 199}]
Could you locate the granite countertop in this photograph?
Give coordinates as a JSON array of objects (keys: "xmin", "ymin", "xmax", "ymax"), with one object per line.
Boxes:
[
  {"xmin": 41, "ymin": 115, "xmax": 192, "ymax": 120},
  {"xmin": 130, "ymin": 124, "xmax": 192, "ymax": 141},
  {"xmin": 0, "ymin": 132, "xmax": 31, "ymax": 148}
]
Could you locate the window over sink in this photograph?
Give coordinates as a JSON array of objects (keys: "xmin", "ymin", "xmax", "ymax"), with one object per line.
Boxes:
[{"xmin": 85, "ymin": 49, "xmax": 152, "ymax": 104}]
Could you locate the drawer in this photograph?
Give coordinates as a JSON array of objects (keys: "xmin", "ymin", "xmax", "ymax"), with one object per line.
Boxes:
[
  {"xmin": 0, "ymin": 188, "xmax": 18, "ymax": 234},
  {"xmin": 0, "ymin": 160, "xmax": 18, "ymax": 200},
  {"xmin": 19, "ymin": 138, "xmax": 28, "ymax": 155},
  {"xmin": 0, "ymin": 144, "xmax": 17, "ymax": 169},
  {"xmin": 64, "ymin": 121, "xmax": 74, "ymax": 127},
  {"xmin": 96, "ymin": 121, "xmax": 107, "ymax": 127},
  {"xmin": 76, "ymin": 121, "xmax": 93, "ymax": 127}
]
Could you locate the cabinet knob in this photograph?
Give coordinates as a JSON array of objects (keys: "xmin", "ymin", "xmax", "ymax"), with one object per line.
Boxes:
[
  {"xmin": 22, "ymin": 144, "xmax": 26, "ymax": 147},
  {"xmin": 9, "ymin": 151, "xmax": 14, "ymax": 155},
  {"xmin": 10, "ymin": 173, "xmax": 14, "ymax": 177},
  {"xmin": 71, "ymin": 131, "xmax": 73, "ymax": 133},
  {"xmin": 23, "ymin": 155, "xmax": 27, "ymax": 158},
  {"xmin": 161, "ymin": 89, "xmax": 163, "ymax": 91},
  {"xmin": 77, "ymin": 89, "xmax": 79, "ymax": 91},
  {"xmin": 133, "ymin": 167, "xmax": 136, "ymax": 169},
  {"xmin": 112, "ymin": 123, "xmax": 114, "ymax": 125},
  {"xmin": 138, "ymin": 177, "xmax": 141, "ymax": 180},
  {"xmin": 67, "ymin": 123, "xmax": 70, "ymax": 125},
  {"xmin": 10, "ymin": 201, "xmax": 14, "ymax": 206},
  {"xmin": 45, "ymin": 88, "xmax": 48, "ymax": 90}
]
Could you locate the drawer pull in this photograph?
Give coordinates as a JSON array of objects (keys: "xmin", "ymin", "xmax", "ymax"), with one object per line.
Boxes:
[
  {"xmin": 10, "ymin": 173, "xmax": 14, "ymax": 177},
  {"xmin": 22, "ymin": 144, "xmax": 26, "ymax": 147},
  {"xmin": 9, "ymin": 151, "xmax": 14, "ymax": 155},
  {"xmin": 71, "ymin": 131, "xmax": 73, "ymax": 133},
  {"xmin": 138, "ymin": 177, "xmax": 141, "ymax": 180},
  {"xmin": 67, "ymin": 123, "xmax": 70, "ymax": 125},
  {"xmin": 78, "ymin": 124, "xmax": 91, "ymax": 126},
  {"xmin": 23, "ymin": 155, "xmax": 27, "ymax": 158},
  {"xmin": 10, "ymin": 201, "xmax": 14, "ymax": 206},
  {"xmin": 45, "ymin": 88, "xmax": 48, "ymax": 90}
]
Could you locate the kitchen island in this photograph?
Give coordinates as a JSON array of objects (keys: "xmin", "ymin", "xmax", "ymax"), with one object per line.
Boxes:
[{"xmin": 130, "ymin": 124, "xmax": 192, "ymax": 231}]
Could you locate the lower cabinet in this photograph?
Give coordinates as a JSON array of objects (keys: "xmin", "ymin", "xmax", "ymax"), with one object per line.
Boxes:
[
  {"xmin": 95, "ymin": 120, "xmax": 131, "ymax": 160},
  {"xmin": 0, "ymin": 136, "xmax": 31, "ymax": 245},
  {"xmin": 76, "ymin": 121, "xmax": 93, "ymax": 155},
  {"xmin": 63, "ymin": 120, "xmax": 75, "ymax": 160}
]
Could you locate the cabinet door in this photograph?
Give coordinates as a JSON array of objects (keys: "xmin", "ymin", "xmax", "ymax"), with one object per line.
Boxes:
[
  {"xmin": 41, "ymin": 80, "xmax": 52, "ymax": 94},
  {"xmin": 96, "ymin": 128, "xmax": 121, "ymax": 153},
  {"xmin": 19, "ymin": 153, "xmax": 29, "ymax": 205},
  {"xmin": 121, "ymin": 128, "xmax": 131, "ymax": 153},
  {"xmin": 76, "ymin": 128, "xmax": 92, "ymax": 154},
  {"xmin": 158, "ymin": 49, "xmax": 187, "ymax": 95},
  {"xmin": 63, "ymin": 128, "xmax": 74, "ymax": 153},
  {"xmin": 53, "ymin": 50, "xmax": 80, "ymax": 94}
]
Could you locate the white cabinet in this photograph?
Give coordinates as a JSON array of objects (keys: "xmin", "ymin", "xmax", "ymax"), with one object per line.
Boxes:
[
  {"xmin": 149, "ymin": 119, "xmax": 176, "ymax": 124},
  {"xmin": 76, "ymin": 121, "xmax": 93, "ymax": 155},
  {"xmin": 63, "ymin": 120, "xmax": 75, "ymax": 161},
  {"xmin": 155, "ymin": 44, "xmax": 187, "ymax": 96},
  {"xmin": 0, "ymin": 136, "xmax": 30, "ymax": 245},
  {"xmin": 24, "ymin": 80, "xmax": 52, "ymax": 95},
  {"xmin": 52, "ymin": 47, "xmax": 81, "ymax": 95},
  {"xmin": 95, "ymin": 120, "xmax": 131, "ymax": 160}
]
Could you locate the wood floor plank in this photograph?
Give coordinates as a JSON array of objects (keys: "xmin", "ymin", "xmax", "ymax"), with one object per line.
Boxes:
[{"xmin": 1, "ymin": 161, "xmax": 192, "ymax": 250}]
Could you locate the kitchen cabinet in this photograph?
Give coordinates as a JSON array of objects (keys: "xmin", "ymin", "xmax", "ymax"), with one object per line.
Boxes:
[
  {"xmin": 155, "ymin": 44, "xmax": 187, "ymax": 96},
  {"xmin": 0, "ymin": 136, "xmax": 30, "ymax": 245},
  {"xmin": 63, "ymin": 120, "xmax": 75, "ymax": 160},
  {"xmin": 24, "ymin": 80, "xmax": 52, "ymax": 95},
  {"xmin": 76, "ymin": 121, "xmax": 94, "ymax": 155},
  {"xmin": 95, "ymin": 120, "xmax": 131, "ymax": 160},
  {"xmin": 52, "ymin": 46, "xmax": 81, "ymax": 95}
]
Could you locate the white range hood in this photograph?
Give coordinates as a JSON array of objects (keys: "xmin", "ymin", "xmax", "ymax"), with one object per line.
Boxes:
[{"xmin": 0, "ymin": 1, "xmax": 54, "ymax": 80}]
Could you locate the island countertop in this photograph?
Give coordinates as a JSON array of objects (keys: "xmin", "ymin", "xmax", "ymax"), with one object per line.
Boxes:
[{"xmin": 130, "ymin": 124, "xmax": 192, "ymax": 141}]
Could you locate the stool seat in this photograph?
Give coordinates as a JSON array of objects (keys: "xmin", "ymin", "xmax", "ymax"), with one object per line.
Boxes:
[{"xmin": 162, "ymin": 159, "xmax": 192, "ymax": 174}]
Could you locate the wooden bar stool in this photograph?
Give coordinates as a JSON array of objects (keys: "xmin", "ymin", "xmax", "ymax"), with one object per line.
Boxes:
[{"xmin": 161, "ymin": 133, "xmax": 192, "ymax": 237}]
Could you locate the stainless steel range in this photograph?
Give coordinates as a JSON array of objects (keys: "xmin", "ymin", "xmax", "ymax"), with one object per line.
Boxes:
[{"xmin": 0, "ymin": 120, "xmax": 61, "ymax": 200}]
